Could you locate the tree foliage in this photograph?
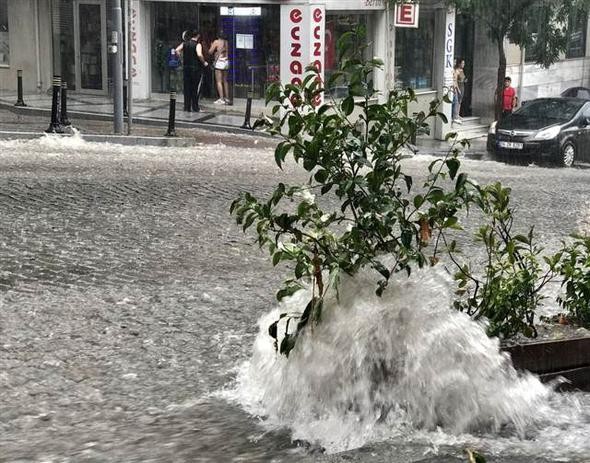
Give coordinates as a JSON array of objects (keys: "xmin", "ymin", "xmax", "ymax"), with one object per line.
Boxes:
[
  {"xmin": 230, "ymin": 27, "xmax": 590, "ymax": 357},
  {"xmin": 557, "ymin": 234, "xmax": 590, "ymax": 327},
  {"xmin": 448, "ymin": 0, "xmax": 590, "ymax": 117},
  {"xmin": 231, "ymin": 29, "xmax": 474, "ymax": 355}
]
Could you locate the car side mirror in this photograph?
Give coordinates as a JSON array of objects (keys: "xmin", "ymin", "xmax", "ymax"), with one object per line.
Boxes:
[{"xmin": 583, "ymin": 117, "xmax": 590, "ymax": 127}]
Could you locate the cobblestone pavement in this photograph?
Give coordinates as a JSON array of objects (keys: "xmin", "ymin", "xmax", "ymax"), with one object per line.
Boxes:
[
  {"xmin": 0, "ymin": 134, "xmax": 589, "ymax": 462},
  {"xmin": 0, "ymin": 136, "xmax": 301, "ymax": 462}
]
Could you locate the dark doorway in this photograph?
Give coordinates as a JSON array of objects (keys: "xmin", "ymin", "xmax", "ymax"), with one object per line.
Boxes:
[{"xmin": 454, "ymin": 14, "xmax": 475, "ymax": 117}]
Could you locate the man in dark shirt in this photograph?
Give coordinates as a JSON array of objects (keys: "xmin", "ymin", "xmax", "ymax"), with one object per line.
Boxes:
[{"xmin": 176, "ymin": 30, "xmax": 209, "ymax": 112}]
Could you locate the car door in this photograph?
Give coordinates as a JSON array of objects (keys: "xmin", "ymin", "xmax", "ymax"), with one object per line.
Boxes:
[{"xmin": 578, "ymin": 103, "xmax": 590, "ymax": 161}]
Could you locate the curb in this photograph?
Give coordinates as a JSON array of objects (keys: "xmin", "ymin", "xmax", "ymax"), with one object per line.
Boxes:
[
  {"xmin": 0, "ymin": 130, "xmax": 196, "ymax": 147},
  {"xmin": 0, "ymin": 101, "xmax": 271, "ymax": 139},
  {"xmin": 504, "ymin": 336, "xmax": 590, "ymax": 391}
]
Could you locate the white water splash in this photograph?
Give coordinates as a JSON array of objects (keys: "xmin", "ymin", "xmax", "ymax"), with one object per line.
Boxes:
[
  {"xmin": 232, "ymin": 266, "xmax": 590, "ymax": 456},
  {"xmin": 576, "ymin": 200, "xmax": 590, "ymax": 236}
]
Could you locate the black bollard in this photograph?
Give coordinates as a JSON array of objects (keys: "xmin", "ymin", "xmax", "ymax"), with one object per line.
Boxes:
[
  {"xmin": 46, "ymin": 76, "xmax": 64, "ymax": 134},
  {"xmin": 241, "ymin": 91, "xmax": 253, "ymax": 130},
  {"xmin": 123, "ymin": 80, "xmax": 128, "ymax": 117},
  {"xmin": 60, "ymin": 82, "xmax": 71, "ymax": 127},
  {"xmin": 14, "ymin": 70, "xmax": 27, "ymax": 107},
  {"xmin": 165, "ymin": 91, "xmax": 177, "ymax": 137}
]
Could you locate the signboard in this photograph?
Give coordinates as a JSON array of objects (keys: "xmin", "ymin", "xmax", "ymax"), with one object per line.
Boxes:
[
  {"xmin": 220, "ymin": 7, "xmax": 261, "ymax": 16},
  {"xmin": 443, "ymin": 9, "xmax": 455, "ymax": 93},
  {"xmin": 362, "ymin": 0, "xmax": 386, "ymax": 8},
  {"xmin": 280, "ymin": 4, "xmax": 325, "ymax": 105},
  {"xmin": 130, "ymin": 0, "xmax": 147, "ymax": 99},
  {"xmin": 236, "ymin": 33, "xmax": 254, "ymax": 49},
  {"xmin": 394, "ymin": 3, "xmax": 419, "ymax": 28},
  {"xmin": 309, "ymin": 4, "xmax": 325, "ymax": 105}
]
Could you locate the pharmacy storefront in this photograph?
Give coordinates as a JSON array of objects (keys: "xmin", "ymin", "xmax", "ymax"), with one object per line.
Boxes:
[
  {"xmin": 132, "ymin": 0, "xmax": 387, "ymax": 102},
  {"xmin": 39, "ymin": 0, "xmax": 387, "ymax": 103}
]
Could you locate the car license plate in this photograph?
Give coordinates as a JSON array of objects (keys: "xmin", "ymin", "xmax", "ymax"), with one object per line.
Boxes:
[{"xmin": 498, "ymin": 141, "xmax": 524, "ymax": 150}]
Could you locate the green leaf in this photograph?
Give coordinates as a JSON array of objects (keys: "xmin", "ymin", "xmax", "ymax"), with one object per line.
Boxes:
[
  {"xmin": 467, "ymin": 449, "xmax": 487, "ymax": 463},
  {"xmin": 443, "ymin": 217, "xmax": 459, "ymax": 229},
  {"xmin": 455, "ymin": 173, "xmax": 468, "ymax": 191},
  {"xmin": 275, "ymin": 142, "xmax": 291, "ymax": 168},
  {"xmin": 321, "ymin": 184, "xmax": 333, "ymax": 195},
  {"xmin": 373, "ymin": 261, "xmax": 391, "ymax": 280},
  {"xmin": 342, "ymin": 96, "xmax": 355, "ymax": 116},
  {"xmin": 272, "ymin": 251, "xmax": 283, "ymax": 267},
  {"xmin": 314, "ymin": 169, "xmax": 329, "ymax": 184},
  {"xmin": 276, "ymin": 283, "xmax": 303, "ymax": 301},
  {"xmin": 413, "ymin": 194, "xmax": 424, "ymax": 209},
  {"xmin": 446, "ymin": 158, "xmax": 460, "ymax": 180},
  {"xmin": 243, "ymin": 212, "xmax": 257, "ymax": 231},
  {"xmin": 448, "ymin": 240, "xmax": 457, "ymax": 253},
  {"xmin": 297, "ymin": 201, "xmax": 310, "ymax": 216},
  {"xmin": 280, "ymin": 333, "xmax": 298, "ymax": 357},
  {"xmin": 513, "ymin": 234, "xmax": 530, "ymax": 245},
  {"xmin": 403, "ymin": 175, "xmax": 413, "ymax": 193},
  {"xmin": 295, "ymin": 261, "xmax": 308, "ymax": 279},
  {"xmin": 229, "ymin": 198, "xmax": 240, "ymax": 214}
]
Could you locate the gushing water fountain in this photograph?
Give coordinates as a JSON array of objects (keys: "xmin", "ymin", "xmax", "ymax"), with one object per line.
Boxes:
[{"xmin": 232, "ymin": 267, "xmax": 590, "ymax": 460}]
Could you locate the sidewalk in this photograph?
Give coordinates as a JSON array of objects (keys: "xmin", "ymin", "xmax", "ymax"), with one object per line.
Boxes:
[
  {"xmin": 0, "ymin": 90, "xmax": 263, "ymax": 134},
  {"xmin": 0, "ymin": 91, "xmax": 488, "ymax": 156}
]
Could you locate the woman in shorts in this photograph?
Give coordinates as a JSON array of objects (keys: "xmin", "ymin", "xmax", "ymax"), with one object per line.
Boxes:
[{"xmin": 209, "ymin": 31, "xmax": 230, "ymax": 105}]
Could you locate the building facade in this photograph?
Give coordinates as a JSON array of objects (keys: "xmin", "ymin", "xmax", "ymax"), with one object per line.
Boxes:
[{"xmin": 1, "ymin": 0, "xmax": 589, "ymax": 139}]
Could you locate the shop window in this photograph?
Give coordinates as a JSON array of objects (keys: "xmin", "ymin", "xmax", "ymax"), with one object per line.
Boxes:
[
  {"xmin": 325, "ymin": 14, "xmax": 371, "ymax": 98},
  {"xmin": 394, "ymin": 9, "xmax": 435, "ymax": 90},
  {"xmin": 151, "ymin": 3, "xmax": 200, "ymax": 95},
  {"xmin": 0, "ymin": 0, "xmax": 9, "ymax": 66},
  {"xmin": 566, "ymin": 10, "xmax": 588, "ymax": 59},
  {"xmin": 151, "ymin": 3, "xmax": 280, "ymax": 100},
  {"xmin": 527, "ymin": 8, "xmax": 588, "ymax": 62},
  {"xmin": 224, "ymin": 6, "xmax": 281, "ymax": 100},
  {"xmin": 524, "ymin": 7, "xmax": 543, "ymax": 63}
]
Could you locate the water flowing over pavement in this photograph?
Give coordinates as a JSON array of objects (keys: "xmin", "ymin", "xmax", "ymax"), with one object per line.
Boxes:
[{"xmin": 1, "ymin": 135, "xmax": 589, "ymax": 462}]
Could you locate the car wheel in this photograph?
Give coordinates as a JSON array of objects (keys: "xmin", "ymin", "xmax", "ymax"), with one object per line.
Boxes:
[{"xmin": 560, "ymin": 141, "xmax": 576, "ymax": 167}]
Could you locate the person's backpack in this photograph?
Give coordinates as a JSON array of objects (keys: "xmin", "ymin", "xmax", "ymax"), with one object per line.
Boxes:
[{"xmin": 167, "ymin": 48, "xmax": 180, "ymax": 69}]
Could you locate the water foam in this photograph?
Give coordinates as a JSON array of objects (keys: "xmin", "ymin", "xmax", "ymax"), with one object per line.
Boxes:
[{"xmin": 233, "ymin": 266, "xmax": 575, "ymax": 454}]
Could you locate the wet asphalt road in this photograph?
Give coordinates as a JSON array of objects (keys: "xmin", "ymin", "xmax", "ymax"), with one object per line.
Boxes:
[{"xmin": 0, "ymin": 135, "xmax": 589, "ymax": 462}]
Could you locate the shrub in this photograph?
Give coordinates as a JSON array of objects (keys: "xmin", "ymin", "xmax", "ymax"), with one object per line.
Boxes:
[
  {"xmin": 230, "ymin": 27, "xmax": 583, "ymax": 352},
  {"xmin": 556, "ymin": 234, "xmax": 590, "ymax": 327},
  {"xmin": 451, "ymin": 183, "xmax": 560, "ymax": 338},
  {"xmin": 231, "ymin": 29, "xmax": 476, "ymax": 355}
]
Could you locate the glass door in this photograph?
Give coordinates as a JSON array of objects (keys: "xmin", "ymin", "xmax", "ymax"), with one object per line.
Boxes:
[{"xmin": 74, "ymin": 0, "xmax": 107, "ymax": 93}]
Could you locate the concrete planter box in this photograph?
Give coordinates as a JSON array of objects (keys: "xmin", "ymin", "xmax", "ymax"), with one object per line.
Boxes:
[{"xmin": 503, "ymin": 337, "xmax": 590, "ymax": 391}]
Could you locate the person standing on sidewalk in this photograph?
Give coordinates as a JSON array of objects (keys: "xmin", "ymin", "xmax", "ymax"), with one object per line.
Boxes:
[
  {"xmin": 176, "ymin": 30, "xmax": 208, "ymax": 112},
  {"xmin": 452, "ymin": 58, "xmax": 466, "ymax": 125},
  {"xmin": 501, "ymin": 76, "xmax": 518, "ymax": 119},
  {"xmin": 209, "ymin": 31, "xmax": 230, "ymax": 105}
]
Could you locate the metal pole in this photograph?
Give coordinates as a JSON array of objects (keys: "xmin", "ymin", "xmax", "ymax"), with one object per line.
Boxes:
[
  {"xmin": 111, "ymin": 0, "xmax": 124, "ymax": 134},
  {"xmin": 126, "ymin": 0, "xmax": 133, "ymax": 134},
  {"xmin": 60, "ymin": 81, "xmax": 71, "ymax": 126},
  {"xmin": 46, "ymin": 75, "xmax": 63, "ymax": 133},
  {"xmin": 518, "ymin": 45, "xmax": 525, "ymax": 109},
  {"xmin": 165, "ymin": 91, "xmax": 177, "ymax": 137},
  {"xmin": 15, "ymin": 70, "xmax": 27, "ymax": 107}
]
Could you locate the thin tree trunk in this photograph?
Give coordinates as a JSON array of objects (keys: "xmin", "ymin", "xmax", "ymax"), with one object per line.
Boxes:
[{"xmin": 495, "ymin": 33, "xmax": 507, "ymax": 121}]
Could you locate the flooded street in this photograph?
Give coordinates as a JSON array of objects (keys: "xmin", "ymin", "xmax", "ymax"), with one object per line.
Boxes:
[{"xmin": 1, "ymin": 135, "xmax": 589, "ymax": 462}]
